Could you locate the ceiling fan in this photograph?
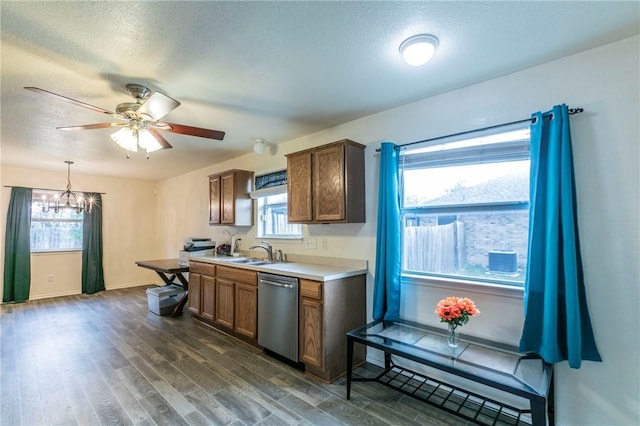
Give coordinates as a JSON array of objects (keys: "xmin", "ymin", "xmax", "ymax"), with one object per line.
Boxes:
[{"xmin": 24, "ymin": 84, "xmax": 225, "ymax": 156}]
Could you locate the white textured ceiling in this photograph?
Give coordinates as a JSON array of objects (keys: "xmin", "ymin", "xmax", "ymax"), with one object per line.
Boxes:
[{"xmin": 2, "ymin": 1, "xmax": 639, "ymax": 181}]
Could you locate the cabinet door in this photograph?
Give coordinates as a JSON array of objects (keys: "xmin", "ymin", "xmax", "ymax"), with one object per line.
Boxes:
[
  {"xmin": 300, "ymin": 297, "xmax": 323, "ymax": 369},
  {"xmin": 201, "ymin": 275, "xmax": 216, "ymax": 321},
  {"xmin": 188, "ymin": 273, "xmax": 202, "ymax": 314},
  {"xmin": 313, "ymin": 144, "xmax": 345, "ymax": 222},
  {"xmin": 235, "ymin": 283, "xmax": 257, "ymax": 340},
  {"xmin": 287, "ymin": 151, "xmax": 313, "ymax": 222},
  {"xmin": 209, "ymin": 175, "xmax": 221, "ymax": 224},
  {"xmin": 214, "ymin": 278, "xmax": 235, "ymax": 329},
  {"xmin": 220, "ymin": 173, "xmax": 235, "ymax": 224}
]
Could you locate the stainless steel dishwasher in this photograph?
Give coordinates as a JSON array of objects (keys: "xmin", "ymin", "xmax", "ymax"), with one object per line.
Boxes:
[{"xmin": 257, "ymin": 272, "xmax": 299, "ymax": 362}]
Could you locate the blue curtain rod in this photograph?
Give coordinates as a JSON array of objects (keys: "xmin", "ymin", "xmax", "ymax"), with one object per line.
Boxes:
[{"xmin": 377, "ymin": 107, "xmax": 584, "ymax": 152}]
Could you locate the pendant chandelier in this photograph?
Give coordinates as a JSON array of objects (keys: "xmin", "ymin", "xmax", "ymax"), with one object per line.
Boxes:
[{"xmin": 41, "ymin": 161, "xmax": 94, "ymax": 214}]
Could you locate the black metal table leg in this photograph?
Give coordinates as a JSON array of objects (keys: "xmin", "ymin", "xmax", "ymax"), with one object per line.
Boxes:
[
  {"xmin": 346, "ymin": 336, "xmax": 354, "ymax": 399},
  {"xmin": 384, "ymin": 351, "xmax": 392, "ymax": 370},
  {"xmin": 530, "ymin": 396, "xmax": 548, "ymax": 426}
]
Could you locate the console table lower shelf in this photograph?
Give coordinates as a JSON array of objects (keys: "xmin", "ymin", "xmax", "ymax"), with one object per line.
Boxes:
[{"xmin": 346, "ymin": 320, "xmax": 554, "ymax": 426}]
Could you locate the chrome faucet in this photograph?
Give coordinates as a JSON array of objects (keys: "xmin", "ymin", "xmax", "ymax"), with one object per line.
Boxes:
[{"xmin": 249, "ymin": 241, "xmax": 273, "ymax": 260}]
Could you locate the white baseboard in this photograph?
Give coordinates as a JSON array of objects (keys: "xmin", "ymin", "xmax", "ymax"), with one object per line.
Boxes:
[
  {"xmin": 20, "ymin": 282, "xmax": 156, "ymax": 302},
  {"xmin": 106, "ymin": 282, "xmax": 156, "ymax": 290},
  {"xmin": 28, "ymin": 289, "xmax": 81, "ymax": 300}
]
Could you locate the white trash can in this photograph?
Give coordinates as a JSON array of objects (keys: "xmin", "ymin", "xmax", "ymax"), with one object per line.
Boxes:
[{"xmin": 145, "ymin": 285, "xmax": 185, "ymax": 316}]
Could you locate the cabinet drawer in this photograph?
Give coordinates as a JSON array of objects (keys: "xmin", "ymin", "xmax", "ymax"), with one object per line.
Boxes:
[
  {"xmin": 189, "ymin": 261, "xmax": 216, "ymax": 276},
  {"xmin": 217, "ymin": 265, "xmax": 257, "ymax": 284},
  {"xmin": 300, "ymin": 279, "xmax": 323, "ymax": 300}
]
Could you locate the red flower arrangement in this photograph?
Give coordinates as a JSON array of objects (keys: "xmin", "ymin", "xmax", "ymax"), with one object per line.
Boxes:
[{"xmin": 435, "ymin": 296, "xmax": 480, "ymax": 329}]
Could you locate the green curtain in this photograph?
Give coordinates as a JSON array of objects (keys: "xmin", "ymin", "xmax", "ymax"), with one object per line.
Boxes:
[
  {"xmin": 3, "ymin": 187, "xmax": 32, "ymax": 302},
  {"xmin": 82, "ymin": 193, "xmax": 104, "ymax": 294}
]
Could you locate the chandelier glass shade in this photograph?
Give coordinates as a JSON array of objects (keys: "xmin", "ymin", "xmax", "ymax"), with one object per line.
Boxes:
[{"xmin": 41, "ymin": 161, "xmax": 93, "ymax": 214}]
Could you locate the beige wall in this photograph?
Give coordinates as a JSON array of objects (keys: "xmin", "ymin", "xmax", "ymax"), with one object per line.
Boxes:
[
  {"xmin": 1, "ymin": 166, "xmax": 163, "ymax": 298},
  {"xmin": 155, "ymin": 36, "xmax": 639, "ymax": 425},
  {"xmin": 154, "ymin": 141, "xmax": 375, "ymax": 262}
]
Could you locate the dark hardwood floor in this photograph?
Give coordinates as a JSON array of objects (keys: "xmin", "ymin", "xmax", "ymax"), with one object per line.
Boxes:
[{"xmin": 0, "ymin": 286, "xmax": 467, "ymax": 426}]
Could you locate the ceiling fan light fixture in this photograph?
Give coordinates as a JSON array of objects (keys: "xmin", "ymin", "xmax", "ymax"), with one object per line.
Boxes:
[
  {"xmin": 138, "ymin": 129, "xmax": 163, "ymax": 153},
  {"xmin": 252, "ymin": 137, "xmax": 266, "ymax": 155},
  {"xmin": 400, "ymin": 34, "xmax": 439, "ymax": 66},
  {"xmin": 111, "ymin": 127, "xmax": 138, "ymax": 152}
]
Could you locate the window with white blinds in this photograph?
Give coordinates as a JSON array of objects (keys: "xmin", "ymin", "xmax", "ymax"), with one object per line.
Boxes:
[{"xmin": 400, "ymin": 123, "xmax": 530, "ymax": 287}]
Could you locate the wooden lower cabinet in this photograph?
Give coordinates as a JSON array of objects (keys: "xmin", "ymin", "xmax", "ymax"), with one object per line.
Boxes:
[
  {"xmin": 300, "ymin": 297, "xmax": 323, "ymax": 368},
  {"xmin": 189, "ymin": 261, "xmax": 365, "ymax": 383},
  {"xmin": 214, "ymin": 278, "xmax": 234, "ymax": 328},
  {"xmin": 201, "ymin": 275, "xmax": 216, "ymax": 321},
  {"xmin": 189, "ymin": 261, "xmax": 258, "ymax": 345},
  {"xmin": 299, "ymin": 275, "xmax": 366, "ymax": 382},
  {"xmin": 235, "ymin": 282, "xmax": 258, "ymax": 339},
  {"xmin": 188, "ymin": 272, "xmax": 202, "ymax": 314},
  {"xmin": 188, "ymin": 262, "xmax": 216, "ymax": 321}
]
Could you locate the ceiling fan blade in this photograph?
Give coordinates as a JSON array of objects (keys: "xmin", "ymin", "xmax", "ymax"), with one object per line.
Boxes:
[
  {"xmin": 147, "ymin": 128, "xmax": 173, "ymax": 149},
  {"xmin": 24, "ymin": 87, "xmax": 115, "ymax": 115},
  {"xmin": 137, "ymin": 92, "xmax": 180, "ymax": 121},
  {"xmin": 57, "ymin": 122, "xmax": 127, "ymax": 130},
  {"xmin": 160, "ymin": 122, "xmax": 225, "ymax": 140}
]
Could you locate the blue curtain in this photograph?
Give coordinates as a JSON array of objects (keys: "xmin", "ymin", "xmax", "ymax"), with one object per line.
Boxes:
[
  {"xmin": 3, "ymin": 187, "xmax": 32, "ymax": 303},
  {"xmin": 82, "ymin": 193, "xmax": 104, "ymax": 294},
  {"xmin": 519, "ymin": 104, "xmax": 601, "ymax": 368},
  {"xmin": 372, "ymin": 142, "xmax": 402, "ymax": 321}
]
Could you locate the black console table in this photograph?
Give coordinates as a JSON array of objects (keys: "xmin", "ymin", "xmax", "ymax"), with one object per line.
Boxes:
[{"xmin": 346, "ymin": 320, "xmax": 553, "ymax": 426}]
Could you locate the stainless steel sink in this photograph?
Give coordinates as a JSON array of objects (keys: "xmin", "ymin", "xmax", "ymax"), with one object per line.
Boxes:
[{"xmin": 227, "ymin": 257, "xmax": 271, "ymax": 266}]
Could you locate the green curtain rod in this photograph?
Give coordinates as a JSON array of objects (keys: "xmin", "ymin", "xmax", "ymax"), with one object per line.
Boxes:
[
  {"xmin": 377, "ymin": 107, "xmax": 584, "ymax": 152},
  {"xmin": 3, "ymin": 185, "xmax": 106, "ymax": 194}
]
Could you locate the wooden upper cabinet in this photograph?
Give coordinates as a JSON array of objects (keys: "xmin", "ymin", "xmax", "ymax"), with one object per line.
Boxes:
[
  {"xmin": 221, "ymin": 173, "xmax": 236, "ymax": 223},
  {"xmin": 209, "ymin": 175, "xmax": 221, "ymax": 224},
  {"xmin": 287, "ymin": 151, "xmax": 313, "ymax": 222},
  {"xmin": 208, "ymin": 170, "xmax": 254, "ymax": 226},
  {"xmin": 286, "ymin": 139, "xmax": 365, "ymax": 224}
]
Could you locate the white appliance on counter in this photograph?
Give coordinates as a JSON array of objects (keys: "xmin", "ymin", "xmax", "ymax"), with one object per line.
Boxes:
[{"xmin": 179, "ymin": 237, "xmax": 215, "ymax": 266}]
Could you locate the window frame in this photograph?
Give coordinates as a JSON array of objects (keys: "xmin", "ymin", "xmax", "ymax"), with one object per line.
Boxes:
[
  {"xmin": 399, "ymin": 124, "xmax": 531, "ymax": 290},
  {"xmin": 256, "ymin": 193, "xmax": 302, "ymax": 240},
  {"xmin": 30, "ymin": 189, "xmax": 84, "ymax": 253},
  {"xmin": 252, "ymin": 170, "xmax": 302, "ymax": 240}
]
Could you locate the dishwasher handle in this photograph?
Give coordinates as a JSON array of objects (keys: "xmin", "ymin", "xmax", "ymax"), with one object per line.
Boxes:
[{"xmin": 259, "ymin": 278, "xmax": 296, "ymax": 289}]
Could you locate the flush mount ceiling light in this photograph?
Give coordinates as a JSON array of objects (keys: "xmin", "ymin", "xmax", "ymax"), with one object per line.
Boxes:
[
  {"xmin": 400, "ymin": 34, "xmax": 439, "ymax": 66},
  {"xmin": 252, "ymin": 137, "xmax": 266, "ymax": 155}
]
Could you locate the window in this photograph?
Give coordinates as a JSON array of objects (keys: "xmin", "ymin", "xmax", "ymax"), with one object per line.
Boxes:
[
  {"xmin": 253, "ymin": 171, "xmax": 302, "ymax": 239},
  {"xmin": 31, "ymin": 190, "xmax": 83, "ymax": 251},
  {"xmin": 257, "ymin": 193, "xmax": 302, "ymax": 238},
  {"xmin": 400, "ymin": 124, "xmax": 530, "ymax": 287}
]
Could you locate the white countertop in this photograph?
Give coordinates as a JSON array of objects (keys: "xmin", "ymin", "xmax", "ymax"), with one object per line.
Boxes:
[{"xmin": 189, "ymin": 255, "xmax": 368, "ymax": 282}]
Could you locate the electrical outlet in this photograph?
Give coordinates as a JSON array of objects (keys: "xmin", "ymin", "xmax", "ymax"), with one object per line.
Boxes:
[
  {"xmin": 47, "ymin": 274, "xmax": 54, "ymax": 282},
  {"xmin": 304, "ymin": 238, "xmax": 317, "ymax": 249}
]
